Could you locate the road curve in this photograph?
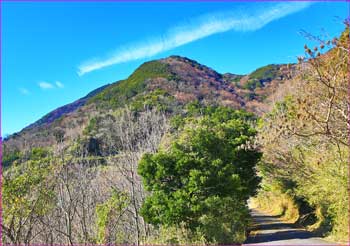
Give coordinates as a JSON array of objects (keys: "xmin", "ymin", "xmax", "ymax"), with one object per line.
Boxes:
[{"xmin": 244, "ymin": 209, "xmax": 338, "ymax": 245}]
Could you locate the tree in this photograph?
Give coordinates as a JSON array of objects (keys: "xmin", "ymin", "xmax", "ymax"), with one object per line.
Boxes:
[
  {"xmin": 138, "ymin": 107, "xmax": 261, "ymax": 243},
  {"xmin": 82, "ymin": 107, "xmax": 169, "ymax": 244},
  {"xmin": 2, "ymin": 148, "xmax": 56, "ymax": 244}
]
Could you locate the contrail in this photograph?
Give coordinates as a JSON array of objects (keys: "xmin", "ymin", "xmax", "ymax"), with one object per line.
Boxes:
[{"xmin": 78, "ymin": 2, "xmax": 312, "ymax": 76}]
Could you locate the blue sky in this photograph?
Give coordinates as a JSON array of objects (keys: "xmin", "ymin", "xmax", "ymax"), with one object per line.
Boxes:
[{"xmin": 2, "ymin": 1, "xmax": 348, "ymax": 136}]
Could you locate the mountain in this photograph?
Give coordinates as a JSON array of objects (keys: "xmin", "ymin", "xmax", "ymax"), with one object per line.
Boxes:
[
  {"xmin": 4, "ymin": 55, "xmax": 294, "ymax": 151},
  {"xmin": 24, "ymin": 84, "xmax": 110, "ymax": 130}
]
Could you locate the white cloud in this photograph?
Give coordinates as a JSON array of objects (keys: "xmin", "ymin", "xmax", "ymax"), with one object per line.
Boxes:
[
  {"xmin": 38, "ymin": 81, "xmax": 64, "ymax": 90},
  {"xmin": 55, "ymin": 81, "xmax": 64, "ymax": 88},
  {"xmin": 78, "ymin": 2, "xmax": 312, "ymax": 76},
  {"xmin": 19, "ymin": 87, "xmax": 30, "ymax": 95},
  {"xmin": 39, "ymin": 81, "xmax": 54, "ymax": 89}
]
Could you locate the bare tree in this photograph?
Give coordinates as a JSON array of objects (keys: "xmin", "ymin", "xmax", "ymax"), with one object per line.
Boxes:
[{"xmin": 97, "ymin": 107, "xmax": 169, "ymax": 244}]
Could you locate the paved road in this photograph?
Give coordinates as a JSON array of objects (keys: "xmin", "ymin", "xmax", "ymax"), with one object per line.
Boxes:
[{"xmin": 244, "ymin": 209, "xmax": 338, "ymax": 245}]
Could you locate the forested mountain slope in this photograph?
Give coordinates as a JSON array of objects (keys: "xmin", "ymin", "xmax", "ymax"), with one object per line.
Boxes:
[{"xmin": 4, "ymin": 55, "xmax": 293, "ymax": 151}]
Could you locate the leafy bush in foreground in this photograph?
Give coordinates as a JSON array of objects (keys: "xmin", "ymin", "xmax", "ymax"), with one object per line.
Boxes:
[{"xmin": 138, "ymin": 106, "xmax": 261, "ymax": 243}]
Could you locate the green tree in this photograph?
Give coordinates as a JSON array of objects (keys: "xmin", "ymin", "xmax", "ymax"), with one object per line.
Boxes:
[
  {"xmin": 2, "ymin": 145, "xmax": 21, "ymax": 168},
  {"xmin": 138, "ymin": 107, "xmax": 261, "ymax": 243},
  {"xmin": 2, "ymin": 148, "xmax": 56, "ymax": 243}
]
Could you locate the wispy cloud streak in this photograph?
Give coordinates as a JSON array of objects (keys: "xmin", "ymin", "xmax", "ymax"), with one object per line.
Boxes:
[{"xmin": 78, "ymin": 2, "xmax": 312, "ymax": 75}]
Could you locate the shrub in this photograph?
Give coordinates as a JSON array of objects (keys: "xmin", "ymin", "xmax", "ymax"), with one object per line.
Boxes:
[{"xmin": 138, "ymin": 106, "xmax": 261, "ymax": 243}]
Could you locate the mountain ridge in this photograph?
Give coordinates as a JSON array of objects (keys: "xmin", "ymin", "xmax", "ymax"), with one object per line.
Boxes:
[{"xmin": 4, "ymin": 55, "xmax": 293, "ymax": 150}]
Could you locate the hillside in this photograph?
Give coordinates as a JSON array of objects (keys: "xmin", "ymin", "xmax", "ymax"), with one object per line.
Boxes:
[
  {"xmin": 24, "ymin": 84, "xmax": 110, "ymax": 130},
  {"xmin": 3, "ymin": 26, "xmax": 348, "ymax": 245},
  {"xmin": 4, "ymin": 55, "xmax": 293, "ymax": 151}
]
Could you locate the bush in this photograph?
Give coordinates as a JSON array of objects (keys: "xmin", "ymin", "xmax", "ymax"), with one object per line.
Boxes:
[{"xmin": 138, "ymin": 106, "xmax": 261, "ymax": 243}]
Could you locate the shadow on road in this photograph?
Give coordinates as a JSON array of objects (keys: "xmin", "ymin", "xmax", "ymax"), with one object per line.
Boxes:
[
  {"xmin": 245, "ymin": 228, "xmax": 315, "ymax": 244},
  {"xmin": 244, "ymin": 209, "xmax": 331, "ymax": 245},
  {"xmin": 253, "ymin": 222, "xmax": 296, "ymax": 231}
]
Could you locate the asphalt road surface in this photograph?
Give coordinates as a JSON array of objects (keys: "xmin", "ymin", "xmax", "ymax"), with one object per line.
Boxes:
[{"xmin": 244, "ymin": 209, "xmax": 339, "ymax": 245}]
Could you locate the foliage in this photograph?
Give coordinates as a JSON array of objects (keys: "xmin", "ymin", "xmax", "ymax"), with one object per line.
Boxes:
[
  {"xmin": 223, "ymin": 74, "xmax": 243, "ymax": 84},
  {"xmin": 2, "ymin": 146, "xmax": 21, "ymax": 168},
  {"xmin": 2, "ymin": 148, "xmax": 56, "ymax": 243},
  {"xmin": 130, "ymin": 89, "xmax": 176, "ymax": 112},
  {"xmin": 249, "ymin": 64, "xmax": 281, "ymax": 80},
  {"xmin": 89, "ymin": 61, "xmax": 173, "ymax": 108},
  {"xmin": 256, "ymin": 27, "xmax": 349, "ymax": 241},
  {"xmin": 95, "ymin": 190, "xmax": 130, "ymax": 243},
  {"xmin": 83, "ymin": 117, "xmax": 98, "ymax": 136},
  {"xmin": 144, "ymin": 222, "xmax": 207, "ymax": 245},
  {"xmin": 29, "ymin": 147, "xmax": 50, "ymax": 160},
  {"xmin": 243, "ymin": 64, "xmax": 282, "ymax": 90},
  {"xmin": 138, "ymin": 106, "xmax": 261, "ymax": 243},
  {"xmin": 252, "ymin": 181, "xmax": 300, "ymax": 222}
]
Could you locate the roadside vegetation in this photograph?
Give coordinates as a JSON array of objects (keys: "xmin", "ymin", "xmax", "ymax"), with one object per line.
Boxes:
[
  {"xmin": 253, "ymin": 26, "xmax": 349, "ymax": 242},
  {"xmin": 2, "ymin": 24, "xmax": 348, "ymax": 245}
]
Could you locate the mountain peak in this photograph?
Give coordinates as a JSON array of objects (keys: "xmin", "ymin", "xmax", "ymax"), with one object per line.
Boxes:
[
  {"xmin": 161, "ymin": 55, "xmax": 213, "ymax": 71},
  {"xmin": 161, "ymin": 55, "xmax": 199, "ymax": 64}
]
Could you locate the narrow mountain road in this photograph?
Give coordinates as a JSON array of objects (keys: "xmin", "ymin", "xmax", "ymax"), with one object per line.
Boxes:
[{"xmin": 244, "ymin": 209, "xmax": 338, "ymax": 245}]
